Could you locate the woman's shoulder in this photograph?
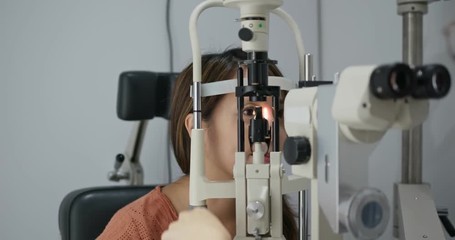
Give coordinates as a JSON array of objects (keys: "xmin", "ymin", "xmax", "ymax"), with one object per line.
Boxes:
[
  {"xmin": 125, "ymin": 186, "xmax": 179, "ymax": 220},
  {"xmin": 97, "ymin": 186, "xmax": 179, "ymax": 240},
  {"xmin": 161, "ymin": 176, "xmax": 190, "ymax": 214}
]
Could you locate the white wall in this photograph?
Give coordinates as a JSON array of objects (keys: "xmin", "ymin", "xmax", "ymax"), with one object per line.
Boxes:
[
  {"xmin": 0, "ymin": 1, "xmax": 172, "ymax": 239},
  {"xmin": 0, "ymin": 0, "xmax": 318, "ymax": 239},
  {"xmin": 319, "ymin": 1, "xmax": 455, "ymax": 239}
]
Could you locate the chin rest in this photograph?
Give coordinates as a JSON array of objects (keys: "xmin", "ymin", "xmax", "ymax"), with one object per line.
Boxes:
[{"xmin": 58, "ymin": 185, "xmax": 155, "ymax": 240}]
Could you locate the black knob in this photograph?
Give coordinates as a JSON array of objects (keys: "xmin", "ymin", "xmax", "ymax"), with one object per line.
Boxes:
[
  {"xmin": 116, "ymin": 154, "xmax": 125, "ymax": 163},
  {"xmin": 238, "ymin": 28, "xmax": 254, "ymax": 41},
  {"xmin": 114, "ymin": 154, "xmax": 125, "ymax": 169},
  {"xmin": 283, "ymin": 137, "xmax": 311, "ymax": 165}
]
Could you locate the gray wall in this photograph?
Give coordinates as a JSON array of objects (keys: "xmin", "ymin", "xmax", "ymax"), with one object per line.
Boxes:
[
  {"xmin": 0, "ymin": 1, "xmax": 171, "ymax": 239},
  {"xmin": 1, "ymin": 0, "xmax": 454, "ymax": 239}
]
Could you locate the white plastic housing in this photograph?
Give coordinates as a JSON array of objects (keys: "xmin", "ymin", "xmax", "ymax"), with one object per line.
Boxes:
[
  {"xmin": 333, "ymin": 65, "xmax": 429, "ymax": 143},
  {"xmin": 224, "ymin": 0, "xmax": 283, "ymax": 52},
  {"xmin": 284, "ymin": 87, "xmax": 318, "ymax": 179},
  {"xmin": 333, "ymin": 65, "xmax": 401, "ymax": 131}
]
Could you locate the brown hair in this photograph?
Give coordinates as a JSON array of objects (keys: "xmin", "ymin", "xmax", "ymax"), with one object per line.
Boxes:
[{"xmin": 169, "ymin": 48, "xmax": 297, "ymax": 239}]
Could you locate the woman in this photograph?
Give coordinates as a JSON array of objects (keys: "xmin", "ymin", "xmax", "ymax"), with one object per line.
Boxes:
[{"xmin": 97, "ymin": 48, "xmax": 297, "ymax": 240}]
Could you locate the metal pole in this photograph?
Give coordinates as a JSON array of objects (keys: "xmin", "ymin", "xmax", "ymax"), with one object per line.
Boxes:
[
  {"xmin": 304, "ymin": 53, "xmax": 313, "ymax": 81},
  {"xmin": 298, "ymin": 53, "xmax": 313, "ymax": 240},
  {"xmin": 398, "ymin": 1, "xmax": 427, "ymax": 184},
  {"xmin": 298, "ymin": 191, "xmax": 310, "ymax": 240}
]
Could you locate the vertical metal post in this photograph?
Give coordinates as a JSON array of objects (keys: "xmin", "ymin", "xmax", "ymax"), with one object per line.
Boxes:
[
  {"xmin": 298, "ymin": 53, "xmax": 313, "ymax": 240},
  {"xmin": 395, "ymin": 5, "xmax": 451, "ymax": 240},
  {"xmin": 304, "ymin": 54, "xmax": 313, "ymax": 81},
  {"xmin": 398, "ymin": 1, "xmax": 427, "ymax": 184},
  {"xmin": 396, "ymin": 1, "xmax": 427, "ymax": 238},
  {"xmin": 298, "ymin": 191, "xmax": 309, "ymax": 240}
]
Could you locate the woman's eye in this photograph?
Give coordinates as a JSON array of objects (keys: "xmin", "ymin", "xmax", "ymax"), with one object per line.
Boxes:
[{"xmin": 243, "ymin": 107, "xmax": 255, "ymax": 118}]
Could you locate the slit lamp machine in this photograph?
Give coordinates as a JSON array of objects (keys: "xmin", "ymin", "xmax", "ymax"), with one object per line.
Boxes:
[
  {"xmin": 110, "ymin": 0, "xmax": 455, "ymax": 239},
  {"xmin": 189, "ymin": 0, "xmax": 450, "ymax": 240},
  {"xmin": 188, "ymin": 0, "xmax": 453, "ymax": 239}
]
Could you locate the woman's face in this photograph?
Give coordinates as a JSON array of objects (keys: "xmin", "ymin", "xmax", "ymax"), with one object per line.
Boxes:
[{"xmin": 203, "ymin": 93, "xmax": 286, "ymax": 181}]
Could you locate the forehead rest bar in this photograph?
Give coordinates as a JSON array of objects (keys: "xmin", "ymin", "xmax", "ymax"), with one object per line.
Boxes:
[{"xmin": 190, "ymin": 76, "xmax": 297, "ymax": 98}]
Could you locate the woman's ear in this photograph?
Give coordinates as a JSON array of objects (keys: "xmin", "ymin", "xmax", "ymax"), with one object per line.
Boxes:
[
  {"xmin": 184, "ymin": 113, "xmax": 193, "ymax": 137},
  {"xmin": 185, "ymin": 113, "xmax": 208, "ymax": 137}
]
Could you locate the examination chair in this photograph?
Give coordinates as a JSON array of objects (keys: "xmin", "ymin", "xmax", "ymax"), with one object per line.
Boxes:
[{"xmin": 58, "ymin": 71, "xmax": 177, "ymax": 240}]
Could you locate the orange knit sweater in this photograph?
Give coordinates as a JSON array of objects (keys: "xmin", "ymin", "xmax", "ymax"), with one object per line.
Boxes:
[{"xmin": 97, "ymin": 187, "xmax": 178, "ymax": 240}]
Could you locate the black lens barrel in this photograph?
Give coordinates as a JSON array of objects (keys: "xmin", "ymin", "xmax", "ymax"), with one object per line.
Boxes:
[
  {"xmin": 370, "ymin": 63, "xmax": 413, "ymax": 99},
  {"xmin": 412, "ymin": 64, "xmax": 451, "ymax": 99},
  {"xmin": 249, "ymin": 107, "xmax": 270, "ymax": 144},
  {"xmin": 369, "ymin": 63, "xmax": 451, "ymax": 100}
]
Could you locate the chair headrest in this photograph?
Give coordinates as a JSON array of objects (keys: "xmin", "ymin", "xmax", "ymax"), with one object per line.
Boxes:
[{"xmin": 117, "ymin": 71, "xmax": 178, "ymax": 121}]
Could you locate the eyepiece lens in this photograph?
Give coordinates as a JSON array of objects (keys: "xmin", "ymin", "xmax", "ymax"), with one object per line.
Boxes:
[
  {"xmin": 432, "ymin": 70, "xmax": 448, "ymax": 94},
  {"xmin": 370, "ymin": 63, "xmax": 413, "ymax": 99},
  {"xmin": 390, "ymin": 70, "xmax": 411, "ymax": 93},
  {"xmin": 412, "ymin": 64, "xmax": 451, "ymax": 99}
]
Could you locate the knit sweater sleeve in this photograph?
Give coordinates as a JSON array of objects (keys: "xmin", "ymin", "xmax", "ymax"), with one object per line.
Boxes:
[{"xmin": 97, "ymin": 187, "xmax": 179, "ymax": 240}]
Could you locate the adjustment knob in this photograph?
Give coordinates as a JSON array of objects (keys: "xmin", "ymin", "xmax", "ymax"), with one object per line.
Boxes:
[
  {"xmin": 283, "ymin": 136, "xmax": 311, "ymax": 165},
  {"xmin": 114, "ymin": 153, "xmax": 125, "ymax": 169},
  {"xmin": 238, "ymin": 28, "xmax": 254, "ymax": 41}
]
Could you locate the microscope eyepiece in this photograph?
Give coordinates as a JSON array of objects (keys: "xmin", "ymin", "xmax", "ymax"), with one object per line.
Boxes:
[
  {"xmin": 370, "ymin": 63, "xmax": 413, "ymax": 99},
  {"xmin": 412, "ymin": 64, "xmax": 451, "ymax": 99}
]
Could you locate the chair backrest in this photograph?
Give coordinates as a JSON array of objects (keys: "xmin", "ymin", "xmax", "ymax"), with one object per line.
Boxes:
[{"xmin": 58, "ymin": 185, "xmax": 155, "ymax": 240}]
